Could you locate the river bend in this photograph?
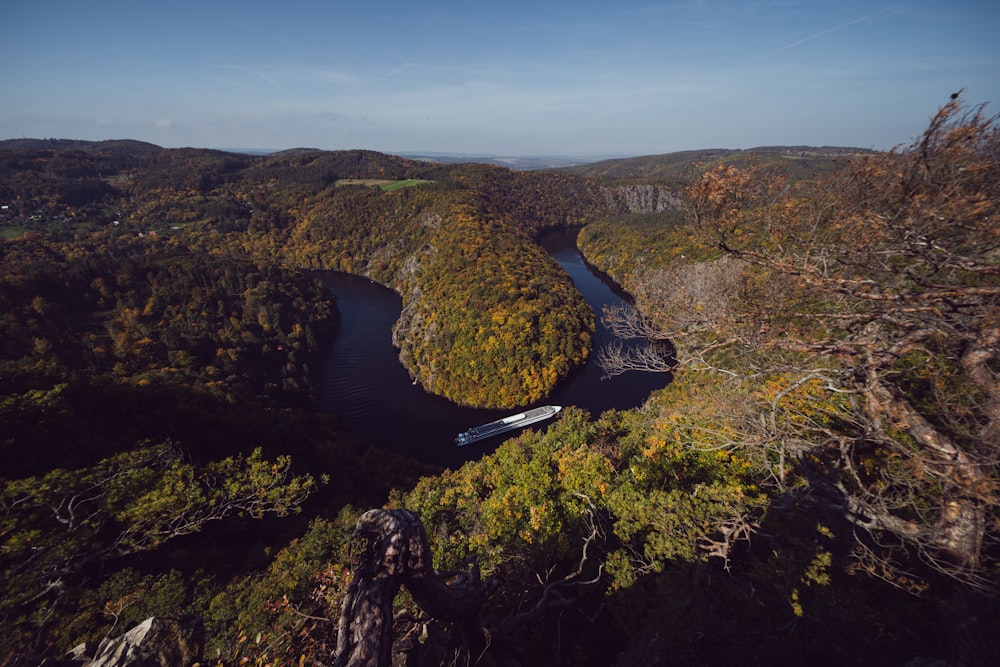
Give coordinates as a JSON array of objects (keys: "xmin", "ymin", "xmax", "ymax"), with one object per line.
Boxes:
[{"xmin": 318, "ymin": 229, "xmax": 671, "ymax": 468}]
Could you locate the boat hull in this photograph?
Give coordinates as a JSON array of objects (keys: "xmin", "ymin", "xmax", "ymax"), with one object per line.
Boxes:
[{"xmin": 455, "ymin": 405, "xmax": 562, "ymax": 446}]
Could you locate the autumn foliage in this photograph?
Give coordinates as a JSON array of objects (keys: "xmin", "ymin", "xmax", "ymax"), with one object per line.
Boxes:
[
  {"xmin": 595, "ymin": 96, "xmax": 999, "ymax": 595},
  {"xmin": 2, "ymin": 99, "xmax": 997, "ymax": 665}
]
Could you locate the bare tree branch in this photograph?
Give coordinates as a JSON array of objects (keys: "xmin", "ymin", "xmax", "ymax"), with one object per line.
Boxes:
[{"xmin": 597, "ymin": 339, "xmax": 674, "ymax": 378}]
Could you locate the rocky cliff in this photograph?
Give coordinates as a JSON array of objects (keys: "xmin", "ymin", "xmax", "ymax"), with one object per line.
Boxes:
[{"xmin": 602, "ymin": 185, "xmax": 684, "ymax": 213}]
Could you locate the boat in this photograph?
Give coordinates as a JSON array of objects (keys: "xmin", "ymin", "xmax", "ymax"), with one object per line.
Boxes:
[{"xmin": 455, "ymin": 405, "xmax": 562, "ymax": 446}]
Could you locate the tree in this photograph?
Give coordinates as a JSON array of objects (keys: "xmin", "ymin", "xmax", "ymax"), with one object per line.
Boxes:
[
  {"xmin": 333, "ymin": 507, "xmax": 606, "ymax": 667},
  {"xmin": 0, "ymin": 443, "xmax": 316, "ymax": 654},
  {"xmin": 333, "ymin": 509, "xmax": 486, "ymax": 667},
  {"xmin": 597, "ymin": 256, "xmax": 750, "ymax": 377},
  {"xmin": 614, "ymin": 96, "xmax": 999, "ymax": 593}
]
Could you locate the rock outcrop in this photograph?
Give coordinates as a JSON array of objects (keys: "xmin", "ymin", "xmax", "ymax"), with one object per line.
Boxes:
[
  {"xmin": 602, "ymin": 185, "xmax": 683, "ymax": 214},
  {"xmin": 64, "ymin": 616, "xmax": 204, "ymax": 667}
]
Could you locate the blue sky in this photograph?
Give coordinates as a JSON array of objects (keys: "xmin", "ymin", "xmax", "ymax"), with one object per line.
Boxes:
[{"xmin": 2, "ymin": 1, "xmax": 998, "ymax": 156}]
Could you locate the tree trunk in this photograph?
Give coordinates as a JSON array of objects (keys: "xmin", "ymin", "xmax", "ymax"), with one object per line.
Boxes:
[
  {"xmin": 334, "ymin": 509, "xmax": 486, "ymax": 667},
  {"xmin": 863, "ymin": 374, "xmax": 987, "ymax": 569}
]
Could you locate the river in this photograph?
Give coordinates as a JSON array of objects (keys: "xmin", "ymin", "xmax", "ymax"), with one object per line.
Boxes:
[{"xmin": 317, "ymin": 228, "xmax": 671, "ymax": 469}]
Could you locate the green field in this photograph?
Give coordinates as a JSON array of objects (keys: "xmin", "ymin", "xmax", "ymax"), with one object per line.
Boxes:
[
  {"xmin": 335, "ymin": 178, "xmax": 433, "ymax": 191},
  {"xmin": 0, "ymin": 225, "xmax": 26, "ymax": 239}
]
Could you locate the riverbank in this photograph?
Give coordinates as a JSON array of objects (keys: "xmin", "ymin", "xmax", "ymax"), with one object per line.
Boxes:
[{"xmin": 317, "ymin": 229, "xmax": 671, "ymax": 468}]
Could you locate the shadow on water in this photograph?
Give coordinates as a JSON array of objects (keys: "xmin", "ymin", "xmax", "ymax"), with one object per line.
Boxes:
[{"xmin": 318, "ymin": 228, "xmax": 672, "ymax": 469}]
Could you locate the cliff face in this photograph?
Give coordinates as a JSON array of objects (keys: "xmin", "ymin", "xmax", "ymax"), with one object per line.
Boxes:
[{"xmin": 602, "ymin": 185, "xmax": 683, "ymax": 213}]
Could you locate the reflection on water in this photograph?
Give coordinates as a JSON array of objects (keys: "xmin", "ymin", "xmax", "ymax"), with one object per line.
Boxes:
[{"xmin": 318, "ymin": 229, "xmax": 671, "ymax": 468}]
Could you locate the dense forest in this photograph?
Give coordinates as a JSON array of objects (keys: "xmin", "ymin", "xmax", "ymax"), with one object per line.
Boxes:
[{"xmin": 1, "ymin": 96, "xmax": 997, "ymax": 666}]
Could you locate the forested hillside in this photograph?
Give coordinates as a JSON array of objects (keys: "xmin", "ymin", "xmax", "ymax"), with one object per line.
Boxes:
[
  {"xmin": 0, "ymin": 144, "xmax": 609, "ymax": 409},
  {"xmin": 1, "ymin": 97, "xmax": 997, "ymax": 666},
  {"xmin": 576, "ymin": 99, "xmax": 1000, "ymax": 663},
  {"xmin": 562, "ymin": 145, "xmax": 872, "ymax": 185},
  {"xmin": 0, "ymin": 140, "xmax": 612, "ymax": 660}
]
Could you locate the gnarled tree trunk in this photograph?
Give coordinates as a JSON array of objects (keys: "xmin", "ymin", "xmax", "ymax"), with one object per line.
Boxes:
[{"xmin": 334, "ymin": 509, "xmax": 486, "ymax": 667}]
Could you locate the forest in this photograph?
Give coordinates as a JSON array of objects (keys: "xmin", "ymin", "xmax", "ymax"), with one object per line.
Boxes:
[{"xmin": 0, "ymin": 96, "xmax": 997, "ymax": 666}]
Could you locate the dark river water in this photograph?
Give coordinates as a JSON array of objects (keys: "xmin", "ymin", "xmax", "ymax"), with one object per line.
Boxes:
[{"xmin": 318, "ymin": 228, "xmax": 671, "ymax": 469}]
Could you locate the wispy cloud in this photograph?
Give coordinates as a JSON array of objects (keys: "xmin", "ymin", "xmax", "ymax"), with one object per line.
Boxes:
[
  {"xmin": 375, "ymin": 63, "xmax": 412, "ymax": 81},
  {"xmin": 209, "ymin": 65, "xmax": 287, "ymax": 92},
  {"xmin": 205, "ymin": 67, "xmax": 257, "ymax": 91},
  {"xmin": 255, "ymin": 71, "xmax": 285, "ymax": 91},
  {"xmin": 209, "ymin": 64, "xmax": 358, "ymax": 91},
  {"xmin": 306, "ymin": 68, "xmax": 359, "ymax": 85},
  {"xmin": 730, "ymin": 6, "xmax": 896, "ymax": 69}
]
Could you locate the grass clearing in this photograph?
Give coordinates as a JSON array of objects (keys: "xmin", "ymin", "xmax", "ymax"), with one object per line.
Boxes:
[
  {"xmin": 1, "ymin": 225, "xmax": 27, "ymax": 239},
  {"xmin": 335, "ymin": 178, "xmax": 434, "ymax": 191}
]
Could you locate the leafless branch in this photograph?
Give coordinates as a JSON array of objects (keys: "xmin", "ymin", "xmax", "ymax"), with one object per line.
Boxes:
[{"xmin": 597, "ymin": 339, "xmax": 674, "ymax": 378}]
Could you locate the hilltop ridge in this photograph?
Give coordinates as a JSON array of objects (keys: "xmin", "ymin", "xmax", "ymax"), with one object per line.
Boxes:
[
  {"xmin": 0, "ymin": 138, "xmax": 164, "ymax": 155},
  {"xmin": 0, "ymin": 138, "xmax": 874, "ymax": 175},
  {"xmin": 558, "ymin": 145, "xmax": 874, "ymax": 183}
]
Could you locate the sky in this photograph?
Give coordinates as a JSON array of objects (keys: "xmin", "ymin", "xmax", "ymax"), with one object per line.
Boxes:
[{"xmin": 2, "ymin": 1, "xmax": 998, "ymax": 157}]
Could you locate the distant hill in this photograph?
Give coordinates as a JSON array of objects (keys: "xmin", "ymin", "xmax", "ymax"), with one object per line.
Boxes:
[
  {"xmin": 395, "ymin": 152, "xmax": 606, "ymax": 171},
  {"xmin": 0, "ymin": 140, "xmax": 876, "ymax": 180},
  {"xmin": 255, "ymin": 148, "xmax": 432, "ymax": 185},
  {"xmin": 0, "ymin": 138, "xmax": 164, "ymax": 156},
  {"xmin": 560, "ymin": 146, "xmax": 875, "ymax": 184},
  {"xmin": 0, "ymin": 138, "xmax": 880, "ymax": 195}
]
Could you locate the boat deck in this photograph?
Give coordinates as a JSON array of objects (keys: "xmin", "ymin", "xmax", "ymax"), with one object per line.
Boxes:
[{"xmin": 456, "ymin": 405, "xmax": 561, "ymax": 446}]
